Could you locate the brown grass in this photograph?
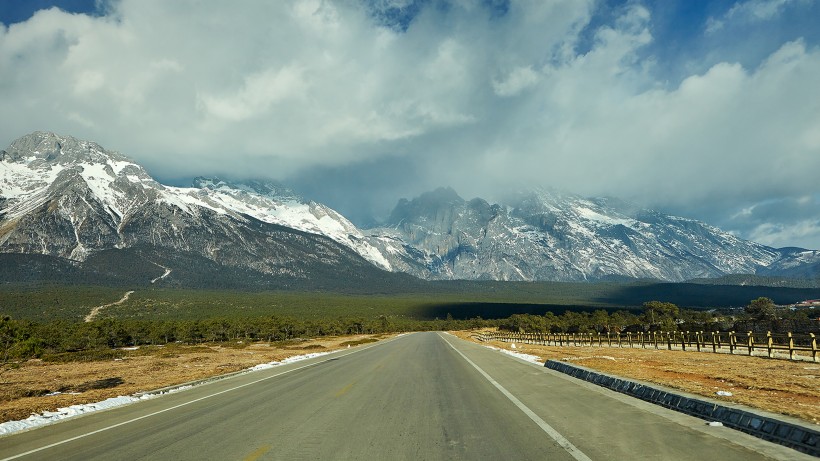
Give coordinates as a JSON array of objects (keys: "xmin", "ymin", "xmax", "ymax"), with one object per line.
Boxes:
[
  {"xmin": 4, "ymin": 332, "xmax": 817, "ymax": 427},
  {"xmin": 452, "ymin": 330, "xmax": 820, "ymax": 425},
  {"xmin": 0, "ymin": 334, "xmax": 388, "ymax": 423}
]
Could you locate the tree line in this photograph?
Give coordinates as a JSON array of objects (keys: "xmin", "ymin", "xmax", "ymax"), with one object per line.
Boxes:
[
  {"xmin": 0, "ymin": 314, "xmax": 498, "ymax": 374},
  {"xmin": 3, "ymin": 297, "xmax": 818, "ymax": 376},
  {"xmin": 498, "ymin": 298, "xmax": 818, "ymax": 334}
]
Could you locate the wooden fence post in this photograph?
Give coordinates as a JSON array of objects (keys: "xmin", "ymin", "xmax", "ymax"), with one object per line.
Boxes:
[
  {"xmin": 811, "ymin": 333, "xmax": 818, "ymax": 363},
  {"xmin": 729, "ymin": 331, "xmax": 736, "ymax": 354},
  {"xmin": 767, "ymin": 331, "xmax": 774, "ymax": 358},
  {"xmin": 788, "ymin": 332, "xmax": 795, "ymax": 361},
  {"xmin": 711, "ymin": 331, "xmax": 717, "ymax": 353},
  {"xmin": 747, "ymin": 331, "xmax": 754, "ymax": 356}
]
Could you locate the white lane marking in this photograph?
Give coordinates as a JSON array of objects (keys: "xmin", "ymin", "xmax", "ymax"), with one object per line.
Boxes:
[
  {"xmin": 440, "ymin": 334, "xmax": 593, "ymax": 461},
  {"xmin": 0, "ymin": 336, "xmax": 406, "ymax": 461}
]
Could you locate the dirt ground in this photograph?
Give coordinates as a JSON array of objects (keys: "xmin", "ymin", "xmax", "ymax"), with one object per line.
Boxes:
[
  {"xmin": 0, "ymin": 335, "xmax": 384, "ymax": 424},
  {"xmin": 2, "ymin": 332, "xmax": 818, "ymax": 426},
  {"xmin": 452, "ymin": 331, "xmax": 820, "ymax": 425}
]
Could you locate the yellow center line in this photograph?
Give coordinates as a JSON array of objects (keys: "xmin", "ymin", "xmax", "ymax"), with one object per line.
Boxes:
[
  {"xmin": 243, "ymin": 444, "xmax": 271, "ymax": 461},
  {"xmin": 335, "ymin": 382, "xmax": 355, "ymax": 397}
]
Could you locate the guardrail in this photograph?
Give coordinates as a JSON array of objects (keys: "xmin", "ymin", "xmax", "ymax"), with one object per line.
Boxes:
[{"xmin": 473, "ymin": 330, "xmax": 819, "ymax": 362}]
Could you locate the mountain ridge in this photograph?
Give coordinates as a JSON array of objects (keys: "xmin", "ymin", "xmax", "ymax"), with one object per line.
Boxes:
[
  {"xmin": 2, "ymin": 132, "xmax": 819, "ymax": 286},
  {"xmin": 0, "ymin": 132, "xmax": 394, "ymax": 289},
  {"xmin": 363, "ymin": 186, "xmax": 820, "ymax": 282}
]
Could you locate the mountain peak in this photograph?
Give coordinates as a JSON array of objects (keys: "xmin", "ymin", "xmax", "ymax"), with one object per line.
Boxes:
[
  {"xmin": 5, "ymin": 131, "xmax": 129, "ymax": 166},
  {"xmin": 387, "ymin": 187, "xmax": 465, "ymax": 225},
  {"xmin": 424, "ymin": 186, "xmax": 464, "ymax": 203}
]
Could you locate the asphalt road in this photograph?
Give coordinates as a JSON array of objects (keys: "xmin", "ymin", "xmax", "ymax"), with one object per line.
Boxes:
[{"xmin": 0, "ymin": 332, "xmax": 810, "ymax": 460}]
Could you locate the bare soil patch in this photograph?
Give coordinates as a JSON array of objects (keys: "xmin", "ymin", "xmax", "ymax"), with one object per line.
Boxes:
[
  {"xmin": 0, "ymin": 334, "xmax": 388, "ymax": 423},
  {"xmin": 453, "ymin": 331, "xmax": 820, "ymax": 425}
]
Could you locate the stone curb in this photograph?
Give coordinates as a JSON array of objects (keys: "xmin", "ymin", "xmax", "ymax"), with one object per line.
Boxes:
[{"xmin": 545, "ymin": 360, "xmax": 819, "ymax": 457}]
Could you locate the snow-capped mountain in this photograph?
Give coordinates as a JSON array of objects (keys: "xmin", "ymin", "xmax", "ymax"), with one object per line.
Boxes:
[
  {"xmin": 0, "ymin": 132, "xmax": 388, "ymax": 285},
  {"xmin": 757, "ymin": 247, "xmax": 820, "ymax": 279},
  {"xmin": 2, "ymin": 132, "xmax": 817, "ymax": 285},
  {"xmin": 187, "ymin": 177, "xmax": 389, "ymax": 270},
  {"xmin": 364, "ymin": 187, "xmax": 818, "ymax": 282}
]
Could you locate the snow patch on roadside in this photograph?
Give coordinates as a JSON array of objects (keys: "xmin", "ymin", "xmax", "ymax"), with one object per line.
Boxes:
[
  {"xmin": 0, "ymin": 385, "xmax": 192, "ymax": 436},
  {"xmin": 248, "ymin": 351, "xmax": 333, "ymax": 371},
  {"xmin": 0, "ymin": 351, "xmax": 331, "ymax": 437},
  {"xmin": 484, "ymin": 345, "xmax": 544, "ymax": 364}
]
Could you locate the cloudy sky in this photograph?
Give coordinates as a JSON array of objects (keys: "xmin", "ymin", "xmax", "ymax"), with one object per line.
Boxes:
[{"xmin": 1, "ymin": 0, "xmax": 819, "ymax": 248}]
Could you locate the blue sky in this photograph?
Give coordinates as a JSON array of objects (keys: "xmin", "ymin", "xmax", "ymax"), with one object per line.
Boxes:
[
  {"xmin": 1, "ymin": 0, "xmax": 819, "ymax": 249},
  {"xmin": 0, "ymin": 0, "xmax": 95, "ymax": 23}
]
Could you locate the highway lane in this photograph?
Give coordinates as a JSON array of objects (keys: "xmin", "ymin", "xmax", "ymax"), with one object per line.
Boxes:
[{"xmin": 0, "ymin": 332, "xmax": 810, "ymax": 460}]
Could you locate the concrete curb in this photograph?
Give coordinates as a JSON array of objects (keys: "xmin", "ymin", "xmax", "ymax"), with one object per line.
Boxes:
[{"xmin": 545, "ymin": 360, "xmax": 819, "ymax": 457}]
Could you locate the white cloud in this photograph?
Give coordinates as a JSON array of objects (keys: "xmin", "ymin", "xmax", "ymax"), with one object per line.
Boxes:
[
  {"xmin": 728, "ymin": 0, "xmax": 801, "ymax": 22},
  {"xmin": 747, "ymin": 220, "xmax": 820, "ymax": 249},
  {"xmin": 493, "ymin": 66, "xmax": 539, "ymax": 97},
  {"xmin": 707, "ymin": 0, "xmax": 810, "ymax": 34},
  {"xmin": 0, "ymin": 0, "xmax": 818, "ymax": 247},
  {"xmin": 199, "ymin": 66, "xmax": 308, "ymax": 122}
]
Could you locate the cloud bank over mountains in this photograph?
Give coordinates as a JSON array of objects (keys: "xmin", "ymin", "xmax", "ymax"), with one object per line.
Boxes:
[{"xmin": 1, "ymin": 0, "xmax": 819, "ymax": 248}]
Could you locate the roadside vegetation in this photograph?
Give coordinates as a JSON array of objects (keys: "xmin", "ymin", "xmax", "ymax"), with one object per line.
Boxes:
[
  {"xmin": 2, "ymin": 295, "xmax": 816, "ymax": 378},
  {"xmin": 0, "ymin": 334, "xmax": 389, "ymax": 423},
  {"xmin": 497, "ymin": 298, "xmax": 819, "ymax": 335},
  {"xmin": 1, "ymin": 292, "xmax": 817, "ymax": 426},
  {"xmin": 2, "ymin": 279, "xmax": 818, "ymax": 322}
]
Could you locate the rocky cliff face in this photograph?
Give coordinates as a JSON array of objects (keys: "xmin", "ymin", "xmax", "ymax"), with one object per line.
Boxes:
[{"xmin": 364, "ymin": 188, "xmax": 816, "ymax": 282}]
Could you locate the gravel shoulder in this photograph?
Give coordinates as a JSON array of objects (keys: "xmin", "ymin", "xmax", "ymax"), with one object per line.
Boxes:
[{"xmin": 453, "ymin": 330, "xmax": 820, "ymax": 425}]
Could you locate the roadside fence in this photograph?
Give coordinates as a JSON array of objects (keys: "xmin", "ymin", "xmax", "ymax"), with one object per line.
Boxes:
[{"xmin": 473, "ymin": 330, "xmax": 819, "ymax": 362}]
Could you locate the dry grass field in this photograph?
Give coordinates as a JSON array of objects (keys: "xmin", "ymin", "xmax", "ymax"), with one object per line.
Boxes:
[
  {"xmin": 0, "ymin": 335, "xmax": 384, "ymax": 424},
  {"xmin": 2, "ymin": 331, "xmax": 818, "ymax": 427},
  {"xmin": 454, "ymin": 331, "xmax": 819, "ymax": 425}
]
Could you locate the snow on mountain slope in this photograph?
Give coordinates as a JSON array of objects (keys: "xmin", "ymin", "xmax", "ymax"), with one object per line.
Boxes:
[
  {"xmin": 0, "ymin": 132, "xmax": 388, "ymax": 270},
  {"xmin": 2, "ymin": 132, "xmax": 816, "ymax": 283},
  {"xmin": 188, "ymin": 178, "xmax": 390, "ymax": 269},
  {"xmin": 364, "ymin": 188, "xmax": 787, "ymax": 282}
]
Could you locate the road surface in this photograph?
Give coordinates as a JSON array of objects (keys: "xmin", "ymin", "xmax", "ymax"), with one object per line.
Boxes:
[{"xmin": 0, "ymin": 332, "xmax": 809, "ymax": 460}]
